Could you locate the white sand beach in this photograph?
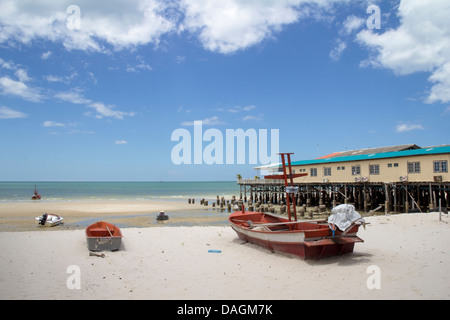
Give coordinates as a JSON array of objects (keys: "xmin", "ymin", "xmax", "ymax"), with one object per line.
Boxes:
[{"xmin": 0, "ymin": 211, "xmax": 449, "ymax": 300}]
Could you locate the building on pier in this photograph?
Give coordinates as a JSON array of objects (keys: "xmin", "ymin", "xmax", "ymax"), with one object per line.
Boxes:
[{"xmin": 239, "ymin": 144, "xmax": 450, "ymax": 214}]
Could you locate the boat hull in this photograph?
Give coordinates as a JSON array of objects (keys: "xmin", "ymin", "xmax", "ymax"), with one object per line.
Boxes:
[
  {"xmin": 86, "ymin": 221, "xmax": 123, "ymax": 252},
  {"xmin": 229, "ymin": 211, "xmax": 363, "ymax": 260},
  {"xmin": 35, "ymin": 213, "xmax": 63, "ymax": 227}
]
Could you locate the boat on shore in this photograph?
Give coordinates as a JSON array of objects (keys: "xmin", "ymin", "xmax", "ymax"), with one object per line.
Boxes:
[
  {"xmin": 85, "ymin": 221, "xmax": 123, "ymax": 252},
  {"xmin": 35, "ymin": 213, "xmax": 64, "ymax": 227},
  {"xmin": 229, "ymin": 208, "xmax": 364, "ymax": 260},
  {"xmin": 229, "ymin": 152, "xmax": 365, "ymax": 260}
]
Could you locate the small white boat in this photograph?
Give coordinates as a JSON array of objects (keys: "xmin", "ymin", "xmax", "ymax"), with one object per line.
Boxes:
[{"xmin": 35, "ymin": 213, "xmax": 64, "ymax": 227}]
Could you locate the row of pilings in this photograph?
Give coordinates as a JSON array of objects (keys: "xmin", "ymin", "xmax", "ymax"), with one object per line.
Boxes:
[
  {"xmin": 237, "ymin": 181, "xmax": 450, "ymax": 214},
  {"xmin": 188, "ymin": 195, "xmax": 239, "ymax": 212}
]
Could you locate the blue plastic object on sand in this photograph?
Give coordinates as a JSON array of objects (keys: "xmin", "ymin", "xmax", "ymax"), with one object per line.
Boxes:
[{"xmin": 208, "ymin": 249, "xmax": 222, "ymax": 253}]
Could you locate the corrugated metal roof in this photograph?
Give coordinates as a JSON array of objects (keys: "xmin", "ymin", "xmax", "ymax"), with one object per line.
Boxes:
[
  {"xmin": 319, "ymin": 144, "xmax": 420, "ymax": 159},
  {"xmin": 290, "ymin": 145, "xmax": 450, "ymax": 166},
  {"xmin": 253, "ymin": 145, "xmax": 450, "ymax": 170},
  {"xmin": 315, "ymin": 151, "xmax": 343, "ymax": 159}
]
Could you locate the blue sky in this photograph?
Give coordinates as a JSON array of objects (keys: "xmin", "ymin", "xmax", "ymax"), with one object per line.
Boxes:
[{"xmin": 0, "ymin": 0, "xmax": 449, "ymax": 181}]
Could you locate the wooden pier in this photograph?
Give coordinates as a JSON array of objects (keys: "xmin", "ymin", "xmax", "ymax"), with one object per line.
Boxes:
[{"xmin": 237, "ymin": 179, "xmax": 450, "ymax": 214}]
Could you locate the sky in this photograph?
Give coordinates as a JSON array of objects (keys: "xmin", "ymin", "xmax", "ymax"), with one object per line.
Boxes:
[{"xmin": 0, "ymin": 0, "xmax": 449, "ymax": 181}]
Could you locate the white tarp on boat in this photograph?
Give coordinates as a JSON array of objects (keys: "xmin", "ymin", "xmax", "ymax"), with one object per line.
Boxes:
[{"xmin": 327, "ymin": 204, "xmax": 364, "ymax": 231}]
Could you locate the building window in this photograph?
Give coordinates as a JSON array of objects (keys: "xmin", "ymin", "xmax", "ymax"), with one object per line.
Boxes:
[
  {"xmin": 408, "ymin": 161, "xmax": 421, "ymax": 173},
  {"xmin": 310, "ymin": 168, "xmax": 317, "ymax": 177},
  {"xmin": 351, "ymin": 166, "xmax": 360, "ymax": 175},
  {"xmin": 394, "ymin": 163, "xmax": 399, "ymax": 167},
  {"xmin": 388, "ymin": 163, "xmax": 392, "ymax": 168},
  {"xmin": 369, "ymin": 164, "xmax": 380, "ymax": 175},
  {"xmin": 434, "ymin": 160, "xmax": 448, "ymax": 173},
  {"xmin": 324, "ymin": 167, "xmax": 331, "ymax": 176}
]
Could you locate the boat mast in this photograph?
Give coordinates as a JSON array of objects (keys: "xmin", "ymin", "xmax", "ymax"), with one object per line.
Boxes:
[{"xmin": 279, "ymin": 153, "xmax": 297, "ymax": 222}]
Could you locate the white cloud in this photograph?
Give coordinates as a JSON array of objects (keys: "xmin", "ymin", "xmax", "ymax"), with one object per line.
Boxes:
[
  {"xmin": 0, "ymin": 57, "xmax": 44, "ymax": 102},
  {"xmin": 427, "ymin": 62, "xmax": 450, "ymax": 104},
  {"xmin": 180, "ymin": 0, "xmax": 305, "ymax": 54},
  {"xmin": 219, "ymin": 105, "xmax": 256, "ymax": 113},
  {"xmin": 0, "ymin": 0, "xmax": 177, "ymax": 52},
  {"xmin": 44, "ymin": 72, "xmax": 77, "ymax": 84},
  {"xmin": 181, "ymin": 115, "xmax": 222, "ymax": 126},
  {"xmin": 44, "ymin": 75, "xmax": 63, "ymax": 83},
  {"xmin": 179, "ymin": 0, "xmax": 366, "ymax": 54},
  {"xmin": 242, "ymin": 105, "xmax": 256, "ymax": 111},
  {"xmin": 88, "ymin": 102, "xmax": 135, "ymax": 120},
  {"xmin": 241, "ymin": 114, "xmax": 263, "ymax": 122},
  {"xmin": 356, "ymin": 0, "xmax": 450, "ymax": 104},
  {"xmin": 14, "ymin": 68, "xmax": 30, "ymax": 82},
  {"xmin": 0, "ymin": 0, "xmax": 358, "ymax": 55},
  {"xmin": 126, "ymin": 64, "xmax": 152, "ymax": 73},
  {"xmin": 54, "ymin": 89, "xmax": 91, "ymax": 105},
  {"xmin": 0, "ymin": 76, "xmax": 43, "ymax": 102},
  {"xmin": 115, "ymin": 140, "xmax": 128, "ymax": 145},
  {"xmin": 396, "ymin": 123, "xmax": 425, "ymax": 133},
  {"xmin": 43, "ymin": 120, "xmax": 65, "ymax": 127},
  {"xmin": 329, "ymin": 39, "xmax": 347, "ymax": 61},
  {"xmin": 41, "ymin": 51, "xmax": 52, "ymax": 60},
  {"xmin": 126, "ymin": 55, "xmax": 153, "ymax": 73},
  {"xmin": 55, "ymin": 89, "xmax": 135, "ymax": 120},
  {"xmin": 342, "ymin": 15, "xmax": 365, "ymax": 35},
  {"xmin": 217, "ymin": 104, "xmax": 263, "ymax": 122},
  {"xmin": 329, "ymin": 13, "xmax": 365, "ymax": 62},
  {"xmin": 0, "ymin": 57, "xmax": 14, "ymax": 70},
  {"xmin": 88, "ymin": 72, "xmax": 97, "ymax": 85},
  {"xmin": 0, "ymin": 106, "xmax": 27, "ymax": 119},
  {"xmin": 175, "ymin": 56, "xmax": 186, "ymax": 64}
]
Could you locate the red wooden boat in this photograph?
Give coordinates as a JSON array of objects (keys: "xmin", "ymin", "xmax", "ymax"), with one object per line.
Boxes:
[
  {"xmin": 229, "ymin": 153, "xmax": 365, "ymax": 260},
  {"xmin": 229, "ymin": 209, "xmax": 363, "ymax": 260},
  {"xmin": 86, "ymin": 221, "xmax": 123, "ymax": 252}
]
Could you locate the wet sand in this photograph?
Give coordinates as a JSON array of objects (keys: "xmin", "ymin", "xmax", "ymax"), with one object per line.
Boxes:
[{"xmin": 0, "ymin": 200, "xmax": 229, "ymax": 231}]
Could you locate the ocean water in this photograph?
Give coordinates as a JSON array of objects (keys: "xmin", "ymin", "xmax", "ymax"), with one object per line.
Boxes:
[{"xmin": 0, "ymin": 181, "xmax": 240, "ymax": 203}]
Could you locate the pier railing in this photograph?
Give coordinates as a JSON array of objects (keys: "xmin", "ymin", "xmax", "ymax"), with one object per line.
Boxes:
[{"xmin": 237, "ymin": 179, "xmax": 284, "ymax": 185}]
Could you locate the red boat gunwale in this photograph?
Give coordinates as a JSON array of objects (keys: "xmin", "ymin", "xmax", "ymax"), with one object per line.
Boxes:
[{"xmin": 85, "ymin": 221, "xmax": 123, "ymax": 238}]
